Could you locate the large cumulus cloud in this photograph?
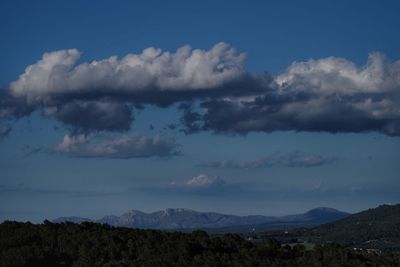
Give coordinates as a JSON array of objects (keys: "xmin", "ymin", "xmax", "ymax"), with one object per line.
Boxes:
[
  {"xmin": 2, "ymin": 43, "xmax": 265, "ymax": 133},
  {"xmin": 180, "ymin": 53, "xmax": 400, "ymax": 136},
  {"xmin": 10, "ymin": 43, "xmax": 247, "ymax": 100},
  {"xmin": 1, "ymin": 43, "xmax": 400, "ymax": 137}
]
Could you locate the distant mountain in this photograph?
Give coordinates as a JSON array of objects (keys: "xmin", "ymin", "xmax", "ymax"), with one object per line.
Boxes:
[
  {"xmin": 309, "ymin": 204, "xmax": 400, "ymax": 250},
  {"xmin": 279, "ymin": 207, "xmax": 350, "ymax": 225},
  {"xmin": 52, "ymin": 207, "xmax": 349, "ymax": 230},
  {"xmin": 216, "ymin": 207, "xmax": 351, "ymax": 233}
]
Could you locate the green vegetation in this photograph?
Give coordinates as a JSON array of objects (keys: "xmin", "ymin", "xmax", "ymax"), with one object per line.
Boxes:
[{"xmin": 1, "ymin": 220, "xmax": 399, "ymax": 267}]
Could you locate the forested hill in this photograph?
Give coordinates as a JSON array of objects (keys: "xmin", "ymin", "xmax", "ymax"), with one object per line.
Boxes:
[
  {"xmin": 310, "ymin": 204, "xmax": 400, "ymax": 250},
  {"xmin": 1, "ymin": 220, "xmax": 399, "ymax": 267}
]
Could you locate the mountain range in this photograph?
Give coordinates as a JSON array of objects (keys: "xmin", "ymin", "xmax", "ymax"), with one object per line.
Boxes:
[{"xmin": 53, "ymin": 207, "xmax": 350, "ymax": 230}]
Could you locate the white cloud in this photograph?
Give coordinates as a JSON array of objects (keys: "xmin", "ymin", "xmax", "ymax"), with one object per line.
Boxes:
[
  {"xmin": 171, "ymin": 174, "xmax": 226, "ymax": 189},
  {"xmin": 52, "ymin": 134, "xmax": 90, "ymax": 153},
  {"xmin": 10, "ymin": 43, "xmax": 246, "ymax": 102},
  {"xmin": 275, "ymin": 52, "xmax": 400, "ymax": 94}
]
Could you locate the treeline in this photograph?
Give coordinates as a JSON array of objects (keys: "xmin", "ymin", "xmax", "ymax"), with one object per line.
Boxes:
[{"xmin": 0, "ymin": 220, "xmax": 399, "ymax": 267}]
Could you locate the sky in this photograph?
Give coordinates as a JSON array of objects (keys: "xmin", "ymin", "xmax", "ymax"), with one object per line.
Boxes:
[{"xmin": 1, "ymin": 0, "xmax": 400, "ymax": 223}]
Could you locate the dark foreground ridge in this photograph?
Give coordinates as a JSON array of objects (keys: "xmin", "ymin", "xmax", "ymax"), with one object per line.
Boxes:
[
  {"xmin": 1, "ymin": 220, "xmax": 399, "ymax": 267},
  {"xmin": 262, "ymin": 204, "xmax": 400, "ymax": 253},
  {"xmin": 310, "ymin": 204, "xmax": 400, "ymax": 250}
]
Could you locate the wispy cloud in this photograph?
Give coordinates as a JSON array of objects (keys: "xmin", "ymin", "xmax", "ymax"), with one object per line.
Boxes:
[
  {"xmin": 48, "ymin": 133, "xmax": 181, "ymax": 159},
  {"xmin": 0, "ymin": 184, "xmax": 119, "ymax": 197},
  {"xmin": 21, "ymin": 145, "xmax": 44, "ymax": 158},
  {"xmin": 201, "ymin": 151, "xmax": 337, "ymax": 169}
]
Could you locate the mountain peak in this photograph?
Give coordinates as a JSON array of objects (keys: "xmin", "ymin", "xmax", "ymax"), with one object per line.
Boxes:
[
  {"xmin": 302, "ymin": 207, "xmax": 349, "ymax": 224},
  {"xmin": 124, "ymin": 209, "xmax": 146, "ymax": 216},
  {"xmin": 171, "ymin": 208, "xmax": 194, "ymax": 212},
  {"xmin": 306, "ymin": 207, "xmax": 343, "ymax": 214},
  {"xmin": 163, "ymin": 208, "xmax": 195, "ymax": 215}
]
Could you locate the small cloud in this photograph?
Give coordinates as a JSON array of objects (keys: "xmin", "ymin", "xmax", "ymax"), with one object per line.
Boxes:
[
  {"xmin": 164, "ymin": 123, "xmax": 178, "ymax": 131},
  {"xmin": 21, "ymin": 145, "xmax": 43, "ymax": 157},
  {"xmin": 48, "ymin": 133, "xmax": 181, "ymax": 159},
  {"xmin": 170, "ymin": 174, "xmax": 226, "ymax": 190},
  {"xmin": 201, "ymin": 151, "xmax": 337, "ymax": 169},
  {"xmin": 139, "ymin": 174, "xmax": 247, "ymax": 196},
  {"xmin": 51, "ymin": 133, "xmax": 90, "ymax": 154},
  {"xmin": 0, "ymin": 125, "xmax": 11, "ymax": 139}
]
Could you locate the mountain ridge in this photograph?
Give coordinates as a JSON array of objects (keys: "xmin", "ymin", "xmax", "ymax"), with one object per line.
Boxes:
[{"xmin": 53, "ymin": 207, "xmax": 349, "ymax": 230}]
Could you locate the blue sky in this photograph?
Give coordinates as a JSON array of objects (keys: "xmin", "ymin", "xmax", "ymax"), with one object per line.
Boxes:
[{"xmin": 1, "ymin": 0, "xmax": 400, "ymax": 222}]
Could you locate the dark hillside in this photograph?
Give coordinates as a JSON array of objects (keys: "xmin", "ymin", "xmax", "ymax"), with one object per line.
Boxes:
[
  {"xmin": 310, "ymin": 204, "xmax": 400, "ymax": 250},
  {"xmin": 1, "ymin": 220, "xmax": 399, "ymax": 267}
]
